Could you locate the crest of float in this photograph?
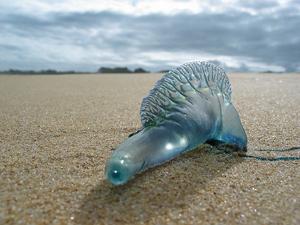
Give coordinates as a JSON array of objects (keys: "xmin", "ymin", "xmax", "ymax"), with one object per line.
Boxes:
[{"xmin": 105, "ymin": 61, "xmax": 247, "ymax": 185}]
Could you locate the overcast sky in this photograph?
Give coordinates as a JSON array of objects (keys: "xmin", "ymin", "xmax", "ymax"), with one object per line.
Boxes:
[{"xmin": 0, "ymin": 0, "xmax": 299, "ymax": 72}]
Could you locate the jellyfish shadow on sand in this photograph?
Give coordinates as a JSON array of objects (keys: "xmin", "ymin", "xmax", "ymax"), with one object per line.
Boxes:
[{"xmin": 75, "ymin": 145, "xmax": 244, "ymax": 224}]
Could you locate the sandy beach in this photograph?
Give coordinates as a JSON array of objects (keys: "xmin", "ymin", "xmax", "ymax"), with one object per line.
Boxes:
[{"xmin": 0, "ymin": 73, "xmax": 299, "ymax": 224}]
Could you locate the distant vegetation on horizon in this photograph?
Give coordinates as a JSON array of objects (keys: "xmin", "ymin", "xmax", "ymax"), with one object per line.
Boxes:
[
  {"xmin": 98, "ymin": 67, "xmax": 149, "ymax": 73},
  {"xmin": 0, "ymin": 67, "xmax": 150, "ymax": 75},
  {"xmin": 0, "ymin": 64, "xmax": 289, "ymax": 75},
  {"xmin": 0, "ymin": 69, "xmax": 82, "ymax": 75}
]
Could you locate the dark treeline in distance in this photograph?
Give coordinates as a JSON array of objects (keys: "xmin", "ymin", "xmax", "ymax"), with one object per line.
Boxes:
[
  {"xmin": 97, "ymin": 67, "xmax": 149, "ymax": 73},
  {"xmin": 0, "ymin": 67, "xmax": 150, "ymax": 75},
  {"xmin": 0, "ymin": 67, "xmax": 285, "ymax": 75},
  {"xmin": 0, "ymin": 69, "xmax": 81, "ymax": 75}
]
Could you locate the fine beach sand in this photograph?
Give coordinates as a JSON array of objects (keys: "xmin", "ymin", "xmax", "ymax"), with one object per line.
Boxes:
[{"xmin": 0, "ymin": 73, "xmax": 299, "ymax": 224}]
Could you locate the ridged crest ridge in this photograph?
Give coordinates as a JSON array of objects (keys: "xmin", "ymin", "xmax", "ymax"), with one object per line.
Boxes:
[{"xmin": 140, "ymin": 61, "xmax": 232, "ymax": 127}]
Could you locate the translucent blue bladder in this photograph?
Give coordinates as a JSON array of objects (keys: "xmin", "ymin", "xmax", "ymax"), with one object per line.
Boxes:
[{"xmin": 105, "ymin": 61, "xmax": 247, "ymax": 185}]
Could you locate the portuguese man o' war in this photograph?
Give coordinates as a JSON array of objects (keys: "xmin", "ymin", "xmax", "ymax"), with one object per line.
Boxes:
[{"xmin": 105, "ymin": 61, "xmax": 248, "ymax": 185}]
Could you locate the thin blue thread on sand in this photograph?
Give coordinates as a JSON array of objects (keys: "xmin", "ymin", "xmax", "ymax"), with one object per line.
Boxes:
[
  {"xmin": 254, "ymin": 146, "xmax": 300, "ymax": 152},
  {"xmin": 241, "ymin": 155, "xmax": 300, "ymax": 161},
  {"xmin": 241, "ymin": 146, "xmax": 300, "ymax": 161}
]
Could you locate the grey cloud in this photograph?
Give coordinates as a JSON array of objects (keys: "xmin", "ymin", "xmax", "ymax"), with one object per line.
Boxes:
[
  {"xmin": 0, "ymin": 5, "xmax": 300, "ymax": 71},
  {"xmin": 238, "ymin": 0, "xmax": 279, "ymax": 9}
]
